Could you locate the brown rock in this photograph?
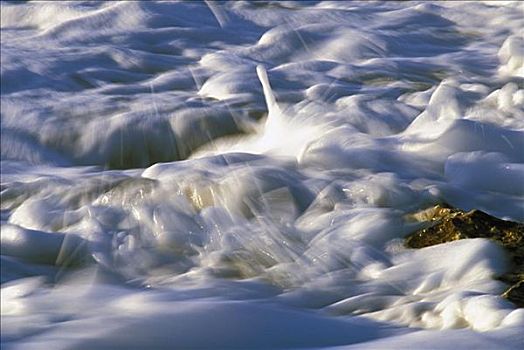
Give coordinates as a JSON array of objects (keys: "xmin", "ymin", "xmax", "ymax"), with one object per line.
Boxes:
[{"xmin": 404, "ymin": 205, "xmax": 524, "ymax": 307}]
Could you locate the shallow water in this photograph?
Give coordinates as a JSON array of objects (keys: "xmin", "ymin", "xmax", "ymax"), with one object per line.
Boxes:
[{"xmin": 1, "ymin": 1, "xmax": 524, "ymax": 349}]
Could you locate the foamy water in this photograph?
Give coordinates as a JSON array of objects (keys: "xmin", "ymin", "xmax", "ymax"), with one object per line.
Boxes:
[{"xmin": 1, "ymin": 1, "xmax": 524, "ymax": 349}]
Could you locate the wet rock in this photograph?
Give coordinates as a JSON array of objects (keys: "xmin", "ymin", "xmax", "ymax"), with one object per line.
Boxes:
[{"xmin": 405, "ymin": 205, "xmax": 524, "ymax": 307}]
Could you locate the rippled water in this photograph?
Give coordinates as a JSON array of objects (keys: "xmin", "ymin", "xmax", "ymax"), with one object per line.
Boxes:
[{"xmin": 1, "ymin": 1, "xmax": 524, "ymax": 349}]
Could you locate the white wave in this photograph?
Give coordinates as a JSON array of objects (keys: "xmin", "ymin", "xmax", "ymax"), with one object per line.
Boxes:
[{"xmin": 1, "ymin": 1, "xmax": 523, "ymax": 349}]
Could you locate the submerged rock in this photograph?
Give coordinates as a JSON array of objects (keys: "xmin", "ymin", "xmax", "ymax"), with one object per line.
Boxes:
[{"xmin": 405, "ymin": 205, "xmax": 524, "ymax": 307}]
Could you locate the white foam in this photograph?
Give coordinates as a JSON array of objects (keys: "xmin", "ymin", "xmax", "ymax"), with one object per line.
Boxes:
[{"xmin": 2, "ymin": 1, "xmax": 524, "ymax": 349}]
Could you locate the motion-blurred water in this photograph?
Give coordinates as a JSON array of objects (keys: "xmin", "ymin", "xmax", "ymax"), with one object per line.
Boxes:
[{"xmin": 1, "ymin": 1, "xmax": 524, "ymax": 349}]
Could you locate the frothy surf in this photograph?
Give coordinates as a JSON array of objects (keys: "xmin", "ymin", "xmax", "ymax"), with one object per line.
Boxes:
[{"xmin": 1, "ymin": 1, "xmax": 524, "ymax": 349}]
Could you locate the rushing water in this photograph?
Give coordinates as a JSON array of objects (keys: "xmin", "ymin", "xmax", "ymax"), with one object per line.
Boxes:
[{"xmin": 1, "ymin": 1, "xmax": 524, "ymax": 349}]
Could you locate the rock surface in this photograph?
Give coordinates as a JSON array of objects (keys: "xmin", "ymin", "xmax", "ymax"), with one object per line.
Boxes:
[{"xmin": 405, "ymin": 205, "xmax": 524, "ymax": 307}]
